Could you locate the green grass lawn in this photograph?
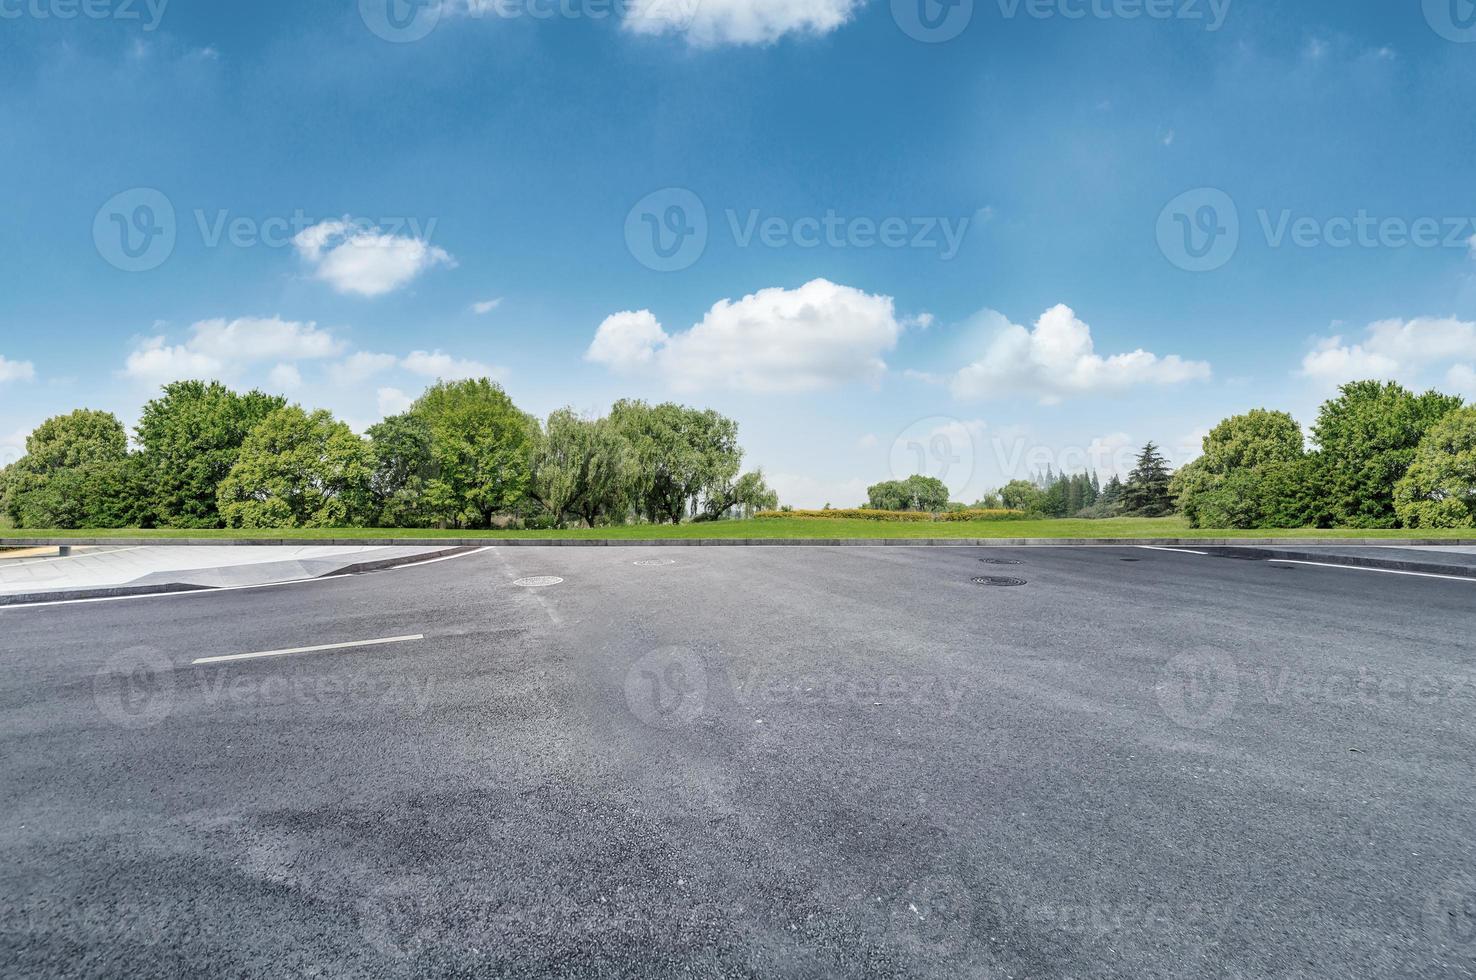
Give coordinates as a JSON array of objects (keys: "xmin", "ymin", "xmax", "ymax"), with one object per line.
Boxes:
[{"xmin": 4, "ymin": 517, "xmax": 1475, "ymax": 540}]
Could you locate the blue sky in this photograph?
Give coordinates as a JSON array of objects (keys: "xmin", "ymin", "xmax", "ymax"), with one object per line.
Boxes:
[{"xmin": 3, "ymin": 0, "xmax": 1475, "ymax": 506}]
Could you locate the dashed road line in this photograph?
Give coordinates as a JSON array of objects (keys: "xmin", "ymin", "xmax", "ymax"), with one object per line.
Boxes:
[{"xmin": 192, "ymin": 634, "xmax": 425, "ymax": 665}]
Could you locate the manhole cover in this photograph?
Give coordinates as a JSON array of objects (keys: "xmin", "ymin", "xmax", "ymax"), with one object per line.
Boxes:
[
  {"xmin": 513, "ymin": 576, "xmax": 563, "ymax": 588},
  {"xmin": 633, "ymin": 559, "xmax": 675, "ymax": 567},
  {"xmin": 972, "ymin": 575, "xmax": 1026, "ymax": 587},
  {"xmin": 978, "ymin": 558, "xmax": 1023, "ymax": 565}
]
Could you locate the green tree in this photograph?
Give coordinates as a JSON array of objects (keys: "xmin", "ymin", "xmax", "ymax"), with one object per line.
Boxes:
[
  {"xmin": 999, "ymin": 479, "xmax": 1045, "ymax": 514},
  {"xmin": 1311, "ymin": 380, "xmax": 1463, "ymax": 528},
  {"xmin": 1121, "ymin": 442, "xmax": 1174, "ymax": 516},
  {"xmin": 528, "ymin": 408, "xmax": 624, "ymax": 527},
  {"xmin": 700, "ymin": 469, "xmax": 779, "ymax": 520},
  {"xmin": 1173, "ymin": 410, "xmax": 1311, "ymax": 528},
  {"xmin": 866, "ymin": 475, "xmax": 949, "ymax": 511},
  {"xmin": 135, "ymin": 380, "xmax": 287, "ymax": 528},
  {"xmin": 1393, "ymin": 407, "xmax": 1476, "ymax": 528},
  {"xmin": 1175, "ymin": 457, "xmax": 1320, "ymax": 529},
  {"xmin": 366, "ymin": 412, "xmax": 438, "ymax": 527},
  {"xmin": 1, "ymin": 410, "xmax": 144, "ymax": 529},
  {"xmin": 609, "ymin": 400, "xmax": 741, "ymax": 524},
  {"xmin": 411, "ymin": 379, "xmax": 535, "ymax": 528},
  {"xmin": 217, "ymin": 407, "xmax": 374, "ymax": 528},
  {"xmin": 866, "ymin": 479, "xmax": 907, "ymax": 510}
]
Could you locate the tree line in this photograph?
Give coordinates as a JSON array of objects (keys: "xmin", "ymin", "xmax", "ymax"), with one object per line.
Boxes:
[
  {"xmin": 0, "ymin": 379, "xmax": 778, "ymax": 530},
  {"xmin": 864, "ymin": 444, "xmax": 1173, "ymax": 519},
  {"xmin": 1172, "ymin": 380, "xmax": 1474, "ymax": 529},
  {"xmin": 863, "ymin": 379, "xmax": 1476, "ymax": 529}
]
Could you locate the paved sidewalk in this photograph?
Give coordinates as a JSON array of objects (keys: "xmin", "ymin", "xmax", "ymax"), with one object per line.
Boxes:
[{"xmin": 0, "ymin": 545, "xmax": 448, "ymax": 599}]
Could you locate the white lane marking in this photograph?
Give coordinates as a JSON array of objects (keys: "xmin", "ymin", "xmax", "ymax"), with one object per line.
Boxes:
[
  {"xmin": 1268, "ymin": 560, "xmax": 1476, "ymax": 582},
  {"xmin": 394, "ymin": 546, "xmax": 493, "ymax": 569},
  {"xmin": 192, "ymin": 634, "xmax": 424, "ymax": 665},
  {"xmin": 1135, "ymin": 545, "xmax": 1210, "ymax": 555}
]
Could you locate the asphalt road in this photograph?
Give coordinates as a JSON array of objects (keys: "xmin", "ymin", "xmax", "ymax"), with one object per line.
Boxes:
[{"xmin": 2, "ymin": 546, "xmax": 1473, "ymax": 979}]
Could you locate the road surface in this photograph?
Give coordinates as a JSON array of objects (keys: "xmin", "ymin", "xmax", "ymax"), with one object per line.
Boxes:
[{"xmin": 2, "ymin": 546, "xmax": 1472, "ymax": 978}]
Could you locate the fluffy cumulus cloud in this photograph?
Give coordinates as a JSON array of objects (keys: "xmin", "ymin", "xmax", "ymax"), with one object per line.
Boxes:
[
  {"xmin": 1301, "ymin": 316, "xmax": 1476, "ymax": 388},
  {"xmin": 401, "ymin": 349, "xmax": 500, "ymax": 381},
  {"xmin": 293, "ymin": 220, "xmax": 454, "ymax": 298},
  {"xmin": 268, "ymin": 363, "xmax": 303, "ymax": 389},
  {"xmin": 329, "ymin": 351, "xmax": 400, "ymax": 386},
  {"xmin": 377, "ymin": 387, "xmax": 415, "ymax": 417},
  {"xmin": 947, "ymin": 305, "xmax": 1211, "ymax": 403},
  {"xmin": 0, "ymin": 355, "xmax": 37, "ymax": 384},
  {"xmin": 623, "ymin": 0, "xmax": 863, "ymax": 46},
  {"xmin": 123, "ymin": 317, "xmax": 344, "ymax": 384},
  {"xmin": 586, "ymin": 279, "xmax": 904, "ymax": 393}
]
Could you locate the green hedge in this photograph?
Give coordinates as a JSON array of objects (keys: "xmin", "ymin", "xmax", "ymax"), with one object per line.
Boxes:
[{"xmin": 755, "ymin": 508, "xmax": 1028, "ymax": 522}]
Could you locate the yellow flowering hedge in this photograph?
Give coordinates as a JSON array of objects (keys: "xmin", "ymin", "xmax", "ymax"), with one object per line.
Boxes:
[{"xmin": 754, "ymin": 508, "xmax": 1028, "ymax": 522}]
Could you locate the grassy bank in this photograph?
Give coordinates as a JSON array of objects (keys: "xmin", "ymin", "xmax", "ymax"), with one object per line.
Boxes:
[{"xmin": 4, "ymin": 517, "xmax": 1476, "ymax": 541}]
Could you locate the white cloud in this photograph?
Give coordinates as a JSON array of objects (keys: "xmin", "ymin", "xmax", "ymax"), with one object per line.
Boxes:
[
  {"xmin": 188, "ymin": 316, "xmax": 344, "ymax": 362},
  {"xmin": 587, "ymin": 310, "xmax": 669, "ymax": 374},
  {"xmin": 1300, "ymin": 316, "xmax": 1476, "ymax": 386},
  {"xmin": 947, "ymin": 305, "xmax": 1211, "ymax": 403},
  {"xmin": 123, "ymin": 337, "xmax": 225, "ymax": 385},
  {"xmin": 377, "ymin": 386, "xmax": 415, "ymax": 417},
  {"xmin": 856, "ymin": 433, "xmax": 879, "ymax": 449},
  {"xmin": 586, "ymin": 279, "xmax": 904, "ymax": 393},
  {"xmin": 294, "ymin": 219, "xmax": 454, "ymax": 298},
  {"xmin": 1446, "ymin": 364, "xmax": 1476, "ymax": 396},
  {"xmin": 401, "ymin": 349, "xmax": 500, "ymax": 381},
  {"xmin": 623, "ymin": 0, "xmax": 862, "ymax": 46},
  {"xmin": 1, "ymin": 426, "xmax": 29, "ymax": 466},
  {"xmin": 329, "ymin": 351, "xmax": 399, "ymax": 386},
  {"xmin": 472, "ymin": 297, "xmax": 503, "ymax": 315},
  {"xmin": 268, "ymin": 363, "xmax": 303, "ymax": 389},
  {"xmin": 122, "ymin": 317, "xmax": 343, "ymax": 384},
  {"xmin": 0, "ymin": 355, "xmax": 36, "ymax": 384}
]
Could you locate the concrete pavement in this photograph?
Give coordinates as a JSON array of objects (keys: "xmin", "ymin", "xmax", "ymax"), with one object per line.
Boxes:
[
  {"xmin": 1, "ymin": 545, "xmax": 1472, "ymax": 978},
  {"xmin": 0, "ymin": 545, "xmax": 457, "ymax": 602}
]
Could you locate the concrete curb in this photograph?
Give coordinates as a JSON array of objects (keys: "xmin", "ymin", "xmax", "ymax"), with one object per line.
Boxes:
[
  {"xmin": 4, "ymin": 535, "xmax": 1476, "ymax": 547},
  {"xmin": 0, "ymin": 545, "xmax": 474, "ymax": 607},
  {"xmin": 1203, "ymin": 546, "xmax": 1476, "ymax": 579}
]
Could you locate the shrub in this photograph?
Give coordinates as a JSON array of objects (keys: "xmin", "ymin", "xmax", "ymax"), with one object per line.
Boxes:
[{"xmin": 754, "ymin": 508, "xmax": 1027, "ymax": 522}]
